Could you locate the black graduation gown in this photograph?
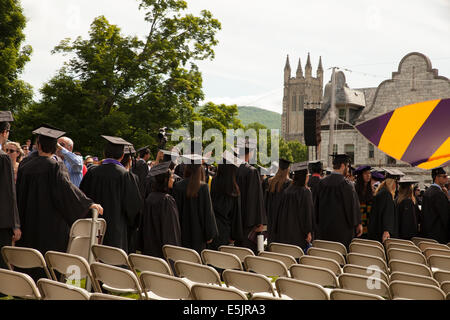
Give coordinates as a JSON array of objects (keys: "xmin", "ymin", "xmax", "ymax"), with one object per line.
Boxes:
[
  {"xmin": 274, "ymin": 185, "xmax": 314, "ymax": 249},
  {"xmin": 421, "ymin": 185, "xmax": 449, "ymax": 244},
  {"xmin": 367, "ymin": 188, "xmax": 397, "ymax": 242},
  {"xmin": 314, "ymin": 173, "xmax": 361, "ymax": 249},
  {"xmin": 139, "ymin": 192, "xmax": 181, "ymax": 258},
  {"xmin": 131, "ymin": 159, "xmax": 149, "ymax": 199},
  {"xmin": 172, "ymin": 179, "xmax": 218, "ymax": 253},
  {"xmin": 308, "ymin": 175, "xmax": 321, "ymax": 200},
  {"xmin": 397, "ymin": 198, "xmax": 419, "ymax": 240},
  {"xmin": 79, "ymin": 163, "xmax": 142, "ymax": 252},
  {"xmin": 264, "ymin": 179, "xmax": 292, "ymax": 243}
]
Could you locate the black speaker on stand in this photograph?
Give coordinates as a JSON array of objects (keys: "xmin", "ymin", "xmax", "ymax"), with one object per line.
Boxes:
[{"xmin": 304, "ymin": 109, "xmax": 322, "ymax": 147}]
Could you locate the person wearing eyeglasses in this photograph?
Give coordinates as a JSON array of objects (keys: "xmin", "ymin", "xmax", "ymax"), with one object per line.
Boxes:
[
  {"xmin": 3, "ymin": 141, "xmax": 23, "ymax": 182},
  {"xmin": 56, "ymin": 136, "xmax": 83, "ymax": 187}
]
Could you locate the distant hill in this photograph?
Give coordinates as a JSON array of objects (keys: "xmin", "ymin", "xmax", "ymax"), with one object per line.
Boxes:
[{"xmin": 237, "ymin": 106, "xmax": 281, "ymax": 130}]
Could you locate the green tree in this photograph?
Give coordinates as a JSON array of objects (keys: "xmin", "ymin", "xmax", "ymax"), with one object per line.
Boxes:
[{"xmin": 287, "ymin": 140, "xmax": 308, "ymax": 162}]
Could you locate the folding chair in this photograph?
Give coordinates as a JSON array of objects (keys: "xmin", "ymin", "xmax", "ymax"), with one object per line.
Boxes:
[
  {"xmin": 268, "ymin": 242, "xmax": 303, "ymax": 261},
  {"xmin": 258, "ymin": 251, "xmax": 297, "ymax": 269},
  {"xmin": 390, "ymin": 280, "xmax": 446, "ymax": 300},
  {"xmin": 428, "ymin": 254, "xmax": 450, "ymax": 272},
  {"xmin": 222, "ymin": 269, "xmax": 276, "ymax": 297},
  {"xmin": 0, "ymin": 268, "xmax": 41, "ymax": 300},
  {"xmin": 349, "ymin": 242, "xmax": 386, "ymax": 261},
  {"xmin": 1, "ymin": 246, "xmax": 51, "ymax": 279},
  {"xmin": 388, "ymin": 259, "xmax": 432, "ymax": 277},
  {"xmin": 162, "ymin": 245, "xmax": 202, "ymax": 265},
  {"xmin": 387, "ymin": 248, "xmax": 427, "ymax": 265},
  {"xmin": 343, "ymin": 264, "xmax": 389, "ymax": 285},
  {"xmin": 128, "ymin": 253, "xmax": 172, "ymax": 276},
  {"xmin": 411, "ymin": 237, "xmax": 438, "ymax": 246},
  {"xmin": 289, "ymin": 264, "xmax": 339, "ymax": 289},
  {"xmin": 191, "ymin": 283, "xmax": 247, "ymax": 300},
  {"xmin": 338, "ymin": 273, "xmax": 391, "ymax": 299},
  {"xmin": 251, "ymin": 294, "xmax": 288, "ymax": 300},
  {"xmin": 218, "ymin": 245, "xmax": 255, "ymax": 263},
  {"xmin": 140, "ymin": 271, "xmax": 192, "ymax": 300},
  {"xmin": 346, "ymin": 253, "xmax": 388, "ymax": 274},
  {"xmin": 67, "ymin": 218, "xmax": 107, "ymax": 259},
  {"xmin": 386, "ymin": 243, "xmax": 422, "ymax": 253},
  {"xmin": 307, "ymin": 247, "xmax": 346, "ymax": 266},
  {"xmin": 91, "ymin": 244, "xmax": 132, "ymax": 269},
  {"xmin": 390, "ymin": 271, "xmax": 440, "ymax": 287},
  {"xmin": 275, "ymin": 277, "xmax": 329, "ymax": 300},
  {"xmin": 201, "ymin": 249, "xmax": 243, "ymax": 271},
  {"xmin": 351, "ymin": 238, "xmax": 384, "ymax": 251},
  {"xmin": 37, "ymin": 278, "xmax": 90, "ymax": 300},
  {"xmin": 174, "ymin": 260, "xmax": 222, "ymax": 286},
  {"xmin": 441, "ymin": 281, "xmax": 450, "ymax": 295},
  {"xmin": 433, "ymin": 270, "xmax": 450, "ymax": 285},
  {"xmin": 244, "ymin": 256, "xmax": 289, "ymax": 278},
  {"xmin": 89, "ymin": 292, "xmax": 134, "ymax": 300},
  {"xmin": 418, "ymin": 242, "xmax": 450, "ymax": 252},
  {"xmin": 312, "ymin": 239, "xmax": 347, "ymax": 256},
  {"xmin": 299, "ymin": 255, "xmax": 342, "ymax": 276},
  {"xmin": 330, "ymin": 288, "xmax": 384, "ymax": 300},
  {"xmin": 423, "ymin": 248, "xmax": 450, "ymax": 260},
  {"xmin": 384, "ymin": 238, "xmax": 415, "ymax": 248}
]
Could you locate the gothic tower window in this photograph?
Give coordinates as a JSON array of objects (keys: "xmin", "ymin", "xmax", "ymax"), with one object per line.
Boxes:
[
  {"xmin": 299, "ymin": 95, "xmax": 304, "ymax": 112},
  {"xmin": 292, "ymin": 95, "xmax": 297, "ymax": 111}
]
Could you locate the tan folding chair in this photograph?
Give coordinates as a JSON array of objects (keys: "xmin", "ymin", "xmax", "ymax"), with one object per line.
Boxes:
[
  {"xmin": 423, "ymin": 248, "xmax": 450, "ymax": 260},
  {"xmin": 251, "ymin": 294, "xmax": 289, "ymax": 300},
  {"xmin": 312, "ymin": 240, "xmax": 347, "ymax": 256},
  {"xmin": 174, "ymin": 260, "xmax": 222, "ymax": 286},
  {"xmin": 351, "ymin": 238, "xmax": 384, "ymax": 251},
  {"xmin": 441, "ymin": 281, "xmax": 450, "ymax": 295},
  {"xmin": 433, "ymin": 270, "xmax": 450, "ymax": 285},
  {"xmin": 162, "ymin": 244, "xmax": 202, "ymax": 265},
  {"xmin": 390, "ymin": 280, "xmax": 446, "ymax": 300},
  {"xmin": 128, "ymin": 253, "xmax": 172, "ymax": 276},
  {"xmin": 389, "ymin": 259, "xmax": 432, "ymax": 277},
  {"xmin": 1, "ymin": 246, "xmax": 51, "ymax": 279},
  {"xmin": 390, "ymin": 271, "xmax": 440, "ymax": 287},
  {"xmin": 218, "ymin": 245, "xmax": 255, "ymax": 263},
  {"xmin": 428, "ymin": 254, "xmax": 450, "ymax": 272},
  {"xmin": 140, "ymin": 271, "xmax": 192, "ymax": 300},
  {"xmin": 191, "ymin": 283, "xmax": 247, "ymax": 300},
  {"xmin": 299, "ymin": 255, "xmax": 342, "ymax": 276},
  {"xmin": 0, "ymin": 268, "xmax": 41, "ymax": 299},
  {"xmin": 66, "ymin": 237, "xmax": 91, "ymax": 260},
  {"xmin": 275, "ymin": 277, "xmax": 329, "ymax": 300},
  {"xmin": 67, "ymin": 218, "xmax": 107, "ymax": 259},
  {"xmin": 258, "ymin": 251, "xmax": 297, "ymax": 269},
  {"xmin": 37, "ymin": 278, "xmax": 90, "ymax": 300},
  {"xmin": 330, "ymin": 288, "xmax": 384, "ymax": 300},
  {"xmin": 349, "ymin": 243, "xmax": 386, "ymax": 261},
  {"xmin": 307, "ymin": 247, "xmax": 346, "ymax": 266},
  {"xmin": 244, "ymin": 256, "xmax": 289, "ymax": 278},
  {"xmin": 343, "ymin": 264, "xmax": 389, "ymax": 285},
  {"xmin": 91, "ymin": 244, "xmax": 132, "ymax": 269},
  {"xmin": 386, "ymin": 242, "xmax": 422, "ymax": 253},
  {"xmin": 268, "ymin": 242, "xmax": 304, "ymax": 261},
  {"xmin": 411, "ymin": 237, "xmax": 438, "ymax": 246},
  {"xmin": 387, "ymin": 248, "xmax": 427, "ymax": 265},
  {"xmin": 338, "ymin": 273, "xmax": 391, "ymax": 299},
  {"xmin": 89, "ymin": 292, "xmax": 134, "ymax": 300},
  {"xmin": 45, "ymin": 251, "xmax": 99, "ymax": 292},
  {"xmin": 418, "ymin": 242, "xmax": 450, "ymax": 252},
  {"xmin": 90, "ymin": 262, "xmax": 144, "ymax": 299},
  {"xmin": 290, "ymin": 264, "xmax": 339, "ymax": 289},
  {"xmin": 447, "ymin": 292, "xmax": 450, "ymax": 300},
  {"xmin": 346, "ymin": 253, "xmax": 388, "ymax": 274},
  {"xmin": 201, "ymin": 249, "xmax": 243, "ymax": 271},
  {"xmin": 222, "ymin": 269, "xmax": 276, "ymax": 297},
  {"xmin": 384, "ymin": 238, "xmax": 415, "ymax": 248}
]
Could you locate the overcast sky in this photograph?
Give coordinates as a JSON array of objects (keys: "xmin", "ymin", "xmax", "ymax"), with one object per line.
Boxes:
[{"xmin": 20, "ymin": 0, "xmax": 450, "ymax": 114}]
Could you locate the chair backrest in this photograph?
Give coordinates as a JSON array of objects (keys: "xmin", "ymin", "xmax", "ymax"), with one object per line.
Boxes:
[
  {"xmin": 351, "ymin": 238, "xmax": 384, "ymax": 251},
  {"xmin": 191, "ymin": 283, "xmax": 247, "ymax": 300},
  {"xmin": 387, "ymin": 248, "xmax": 427, "ymax": 265},
  {"xmin": 411, "ymin": 237, "xmax": 438, "ymax": 246},
  {"xmin": 346, "ymin": 253, "xmax": 388, "ymax": 274},
  {"xmin": 1, "ymin": 246, "xmax": 51, "ymax": 279},
  {"xmin": 218, "ymin": 245, "xmax": 255, "ymax": 263},
  {"xmin": 390, "ymin": 271, "xmax": 439, "ymax": 287},
  {"xmin": 307, "ymin": 247, "xmax": 346, "ymax": 266},
  {"xmin": 91, "ymin": 244, "xmax": 131, "ymax": 268},
  {"xmin": 251, "ymin": 293, "xmax": 288, "ymax": 300},
  {"xmin": 275, "ymin": 277, "xmax": 329, "ymax": 300},
  {"xmin": 66, "ymin": 236, "xmax": 91, "ymax": 260},
  {"xmin": 433, "ymin": 270, "xmax": 450, "ymax": 285},
  {"xmin": 174, "ymin": 260, "xmax": 221, "ymax": 286},
  {"xmin": 222, "ymin": 269, "xmax": 276, "ymax": 296},
  {"xmin": 37, "ymin": 278, "xmax": 90, "ymax": 300},
  {"xmin": 428, "ymin": 254, "xmax": 450, "ymax": 272},
  {"xmin": 312, "ymin": 239, "xmax": 347, "ymax": 256},
  {"xmin": 338, "ymin": 273, "xmax": 391, "ymax": 299},
  {"xmin": 330, "ymin": 288, "xmax": 384, "ymax": 300},
  {"xmin": 128, "ymin": 253, "xmax": 172, "ymax": 276},
  {"xmin": 423, "ymin": 248, "xmax": 450, "ymax": 260},
  {"xmin": 69, "ymin": 218, "xmax": 107, "ymax": 238},
  {"xmin": 258, "ymin": 251, "xmax": 297, "ymax": 269},
  {"xmin": 140, "ymin": 271, "xmax": 192, "ymax": 300},
  {"xmin": 244, "ymin": 256, "xmax": 289, "ymax": 278},
  {"xmin": 349, "ymin": 243, "xmax": 386, "ymax": 261},
  {"xmin": 0, "ymin": 268, "xmax": 41, "ymax": 299},
  {"xmin": 343, "ymin": 264, "xmax": 389, "ymax": 285},
  {"xmin": 163, "ymin": 245, "xmax": 202, "ymax": 264},
  {"xmin": 388, "ymin": 259, "xmax": 432, "ymax": 277},
  {"xmin": 201, "ymin": 250, "xmax": 242, "ymax": 271},
  {"xmin": 390, "ymin": 280, "xmax": 446, "ymax": 300},
  {"xmin": 441, "ymin": 281, "xmax": 450, "ymax": 295},
  {"xmin": 268, "ymin": 242, "xmax": 303, "ymax": 260},
  {"xmin": 89, "ymin": 293, "xmax": 134, "ymax": 300},
  {"xmin": 299, "ymin": 255, "xmax": 342, "ymax": 276},
  {"xmin": 290, "ymin": 264, "xmax": 339, "ymax": 288},
  {"xmin": 384, "ymin": 238, "xmax": 415, "ymax": 247},
  {"xmin": 418, "ymin": 242, "xmax": 450, "ymax": 252},
  {"xmin": 386, "ymin": 243, "xmax": 422, "ymax": 253}
]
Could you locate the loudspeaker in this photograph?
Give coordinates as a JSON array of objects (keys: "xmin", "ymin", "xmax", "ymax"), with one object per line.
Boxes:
[{"xmin": 304, "ymin": 109, "xmax": 321, "ymax": 146}]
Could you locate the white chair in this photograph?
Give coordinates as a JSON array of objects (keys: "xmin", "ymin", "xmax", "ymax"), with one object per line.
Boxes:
[
  {"xmin": 418, "ymin": 242, "xmax": 450, "ymax": 252},
  {"xmin": 1, "ymin": 246, "xmax": 51, "ymax": 279},
  {"xmin": 351, "ymin": 238, "xmax": 384, "ymax": 251},
  {"xmin": 390, "ymin": 271, "xmax": 440, "ymax": 287},
  {"xmin": 140, "ymin": 271, "xmax": 192, "ymax": 300},
  {"xmin": 349, "ymin": 242, "xmax": 386, "ymax": 261},
  {"xmin": 338, "ymin": 273, "xmax": 391, "ymax": 299},
  {"xmin": 201, "ymin": 249, "xmax": 243, "ymax": 271},
  {"xmin": 191, "ymin": 283, "xmax": 247, "ymax": 300},
  {"xmin": 411, "ymin": 237, "xmax": 438, "ymax": 246},
  {"xmin": 218, "ymin": 245, "xmax": 255, "ymax": 263},
  {"xmin": 428, "ymin": 255, "xmax": 450, "ymax": 272},
  {"xmin": 128, "ymin": 253, "xmax": 172, "ymax": 276},
  {"xmin": 163, "ymin": 245, "xmax": 202, "ymax": 264},
  {"xmin": 67, "ymin": 218, "xmax": 106, "ymax": 260},
  {"xmin": 346, "ymin": 253, "xmax": 388, "ymax": 274},
  {"xmin": 390, "ymin": 280, "xmax": 446, "ymax": 300},
  {"xmin": 0, "ymin": 268, "xmax": 41, "ymax": 299},
  {"xmin": 433, "ymin": 270, "xmax": 450, "ymax": 285},
  {"xmin": 307, "ymin": 247, "xmax": 346, "ymax": 266},
  {"xmin": 174, "ymin": 260, "xmax": 222, "ymax": 286},
  {"xmin": 384, "ymin": 238, "xmax": 415, "ymax": 248},
  {"xmin": 312, "ymin": 240, "xmax": 347, "ymax": 256},
  {"xmin": 37, "ymin": 278, "xmax": 91, "ymax": 300},
  {"xmin": 441, "ymin": 281, "xmax": 450, "ymax": 295},
  {"xmin": 386, "ymin": 243, "xmax": 422, "ymax": 253},
  {"xmin": 387, "ymin": 248, "xmax": 427, "ymax": 265},
  {"xmin": 275, "ymin": 277, "xmax": 329, "ymax": 300},
  {"xmin": 299, "ymin": 255, "xmax": 342, "ymax": 276},
  {"xmin": 222, "ymin": 269, "xmax": 276, "ymax": 297},
  {"xmin": 268, "ymin": 242, "xmax": 304, "ymax": 261},
  {"xmin": 290, "ymin": 264, "xmax": 339, "ymax": 288},
  {"xmin": 91, "ymin": 244, "xmax": 132, "ymax": 269},
  {"xmin": 330, "ymin": 288, "xmax": 384, "ymax": 300},
  {"xmin": 423, "ymin": 248, "xmax": 450, "ymax": 260},
  {"xmin": 389, "ymin": 259, "xmax": 433, "ymax": 277},
  {"xmin": 244, "ymin": 256, "xmax": 289, "ymax": 278},
  {"xmin": 343, "ymin": 264, "xmax": 389, "ymax": 285},
  {"xmin": 258, "ymin": 251, "xmax": 297, "ymax": 269}
]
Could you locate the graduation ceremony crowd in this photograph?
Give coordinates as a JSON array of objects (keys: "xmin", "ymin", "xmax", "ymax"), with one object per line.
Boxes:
[{"xmin": 1, "ymin": 110, "xmax": 450, "ymax": 283}]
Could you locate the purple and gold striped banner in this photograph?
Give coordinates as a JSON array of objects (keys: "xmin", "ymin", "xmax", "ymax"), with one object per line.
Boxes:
[{"xmin": 355, "ymin": 98, "xmax": 450, "ymax": 170}]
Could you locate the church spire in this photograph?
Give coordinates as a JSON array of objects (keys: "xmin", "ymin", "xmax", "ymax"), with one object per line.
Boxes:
[
  {"xmin": 305, "ymin": 52, "xmax": 312, "ymax": 78},
  {"xmin": 284, "ymin": 55, "xmax": 291, "ymax": 83},
  {"xmin": 296, "ymin": 58, "xmax": 303, "ymax": 78},
  {"xmin": 317, "ymin": 56, "xmax": 323, "ymax": 72}
]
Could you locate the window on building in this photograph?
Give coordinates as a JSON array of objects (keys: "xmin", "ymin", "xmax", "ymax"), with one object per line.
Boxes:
[
  {"xmin": 333, "ymin": 144, "xmax": 338, "ymax": 154},
  {"xmin": 339, "ymin": 108, "xmax": 347, "ymax": 121},
  {"xmin": 299, "ymin": 95, "xmax": 304, "ymax": 112},
  {"xmin": 344, "ymin": 144, "xmax": 355, "ymax": 164},
  {"xmin": 387, "ymin": 156, "xmax": 396, "ymax": 165},
  {"xmin": 368, "ymin": 144, "xmax": 374, "ymax": 159},
  {"xmin": 292, "ymin": 95, "xmax": 296, "ymax": 111}
]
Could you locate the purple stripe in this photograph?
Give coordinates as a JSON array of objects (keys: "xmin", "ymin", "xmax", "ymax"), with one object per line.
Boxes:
[
  {"xmin": 356, "ymin": 111, "xmax": 394, "ymax": 146},
  {"xmin": 401, "ymin": 99, "xmax": 450, "ymax": 166},
  {"xmin": 102, "ymin": 158, "xmax": 124, "ymax": 167}
]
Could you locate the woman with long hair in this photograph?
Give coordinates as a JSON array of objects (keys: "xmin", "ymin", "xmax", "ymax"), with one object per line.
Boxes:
[
  {"xmin": 396, "ymin": 178, "xmax": 420, "ymax": 240},
  {"xmin": 354, "ymin": 166, "xmax": 374, "ymax": 239},
  {"xmin": 3, "ymin": 141, "xmax": 23, "ymax": 182}
]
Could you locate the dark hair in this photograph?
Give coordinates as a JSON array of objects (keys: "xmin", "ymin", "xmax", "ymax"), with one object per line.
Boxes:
[
  {"xmin": 211, "ymin": 164, "xmax": 240, "ymax": 197},
  {"xmin": 0, "ymin": 122, "xmax": 10, "ymax": 133},
  {"xmin": 139, "ymin": 148, "xmax": 150, "ymax": 159},
  {"xmin": 184, "ymin": 164, "xmax": 205, "ymax": 198},
  {"xmin": 37, "ymin": 135, "xmax": 57, "ymax": 154},
  {"xmin": 104, "ymin": 143, "xmax": 124, "ymax": 160},
  {"xmin": 333, "ymin": 161, "xmax": 349, "ymax": 170},
  {"xmin": 120, "ymin": 154, "xmax": 131, "ymax": 167},
  {"xmin": 292, "ymin": 170, "xmax": 307, "ymax": 187},
  {"xmin": 268, "ymin": 168, "xmax": 290, "ymax": 193},
  {"xmin": 151, "ymin": 171, "xmax": 170, "ymax": 193},
  {"xmin": 355, "ymin": 173, "xmax": 374, "ymax": 203}
]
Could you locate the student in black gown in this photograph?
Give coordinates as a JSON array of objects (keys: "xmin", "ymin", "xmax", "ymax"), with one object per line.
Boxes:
[
  {"xmin": 209, "ymin": 151, "xmax": 244, "ymax": 250},
  {"xmin": 314, "ymin": 154, "xmax": 362, "ymax": 249},
  {"xmin": 144, "ymin": 149, "xmax": 181, "ymax": 199},
  {"xmin": 421, "ymin": 167, "xmax": 449, "ymax": 244},
  {"xmin": 274, "ymin": 162, "xmax": 313, "ymax": 249},
  {"xmin": 265, "ymin": 158, "xmax": 292, "ymax": 244},
  {"xmin": 80, "ymin": 135, "xmax": 142, "ymax": 252},
  {"xmin": 367, "ymin": 168, "xmax": 403, "ymax": 243},
  {"xmin": 307, "ymin": 160, "xmax": 323, "ymax": 200},
  {"xmin": 396, "ymin": 177, "xmax": 420, "ymax": 240},
  {"xmin": 172, "ymin": 154, "xmax": 218, "ymax": 254},
  {"xmin": 139, "ymin": 161, "xmax": 181, "ymax": 258},
  {"xmin": 132, "ymin": 145, "xmax": 151, "ymax": 198},
  {"xmin": 354, "ymin": 166, "xmax": 374, "ymax": 239}
]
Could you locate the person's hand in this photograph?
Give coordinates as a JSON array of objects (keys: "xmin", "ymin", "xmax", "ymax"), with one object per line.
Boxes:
[
  {"xmin": 356, "ymin": 224, "xmax": 363, "ymax": 237},
  {"xmin": 12, "ymin": 228, "xmax": 22, "ymax": 242},
  {"xmin": 254, "ymin": 224, "xmax": 264, "ymax": 233},
  {"xmin": 206, "ymin": 239, "xmax": 213, "ymax": 244},
  {"xmin": 305, "ymin": 232, "xmax": 312, "ymax": 243},
  {"xmin": 90, "ymin": 203, "xmax": 104, "ymax": 215},
  {"xmin": 382, "ymin": 231, "xmax": 390, "ymax": 243}
]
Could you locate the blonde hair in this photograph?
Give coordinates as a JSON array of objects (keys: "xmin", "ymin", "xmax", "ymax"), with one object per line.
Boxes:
[
  {"xmin": 5, "ymin": 141, "xmax": 24, "ymax": 162},
  {"xmin": 375, "ymin": 178, "xmax": 396, "ymax": 199}
]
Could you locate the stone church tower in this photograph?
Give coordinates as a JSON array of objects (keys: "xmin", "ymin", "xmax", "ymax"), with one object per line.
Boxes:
[{"xmin": 282, "ymin": 53, "xmax": 324, "ymax": 143}]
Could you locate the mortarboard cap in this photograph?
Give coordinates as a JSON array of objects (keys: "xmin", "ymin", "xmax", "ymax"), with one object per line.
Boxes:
[
  {"xmin": 382, "ymin": 168, "xmax": 405, "ymax": 180},
  {"xmin": 431, "ymin": 167, "xmax": 447, "ymax": 177},
  {"xmin": 308, "ymin": 160, "xmax": 323, "ymax": 173},
  {"xmin": 291, "ymin": 161, "xmax": 309, "ymax": 173},
  {"xmin": 160, "ymin": 149, "xmax": 179, "ymax": 163},
  {"xmin": 222, "ymin": 150, "xmax": 244, "ymax": 168},
  {"xmin": 371, "ymin": 171, "xmax": 385, "ymax": 181},
  {"xmin": 355, "ymin": 165, "xmax": 372, "ymax": 175},
  {"xmin": 399, "ymin": 176, "xmax": 419, "ymax": 185},
  {"xmin": 124, "ymin": 145, "xmax": 136, "ymax": 155},
  {"xmin": 32, "ymin": 126, "xmax": 66, "ymax": 139},
  {"xmin": 279, "ymin": 158, "xmax": 292, "ymax": 170},
  {"xmin": 148, "ymin": 161, "xmax": 171, "ymax": 177},
  {"xmin": 331, "ymin": 153, "xmax": 352, "ymax": 165},
  {"xmin": 137, "ymin": 145, "xmax": 150, "ymax": 153},
  {"xmin": 101, "ymin": 135, "xmax": 132, "ymax": 146},
  {"xmin": 0, "ymin": 111, "xmax": 14, "ymax": 122}
]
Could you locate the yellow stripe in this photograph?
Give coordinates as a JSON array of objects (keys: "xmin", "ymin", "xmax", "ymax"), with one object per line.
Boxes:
[
  {"xmin": 417, "ymin": 137, "xmax": 450, "ymax": 169},
  {"xmin": 378, "ymin": 99, "xmax": 440, "ymax": 160}
]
